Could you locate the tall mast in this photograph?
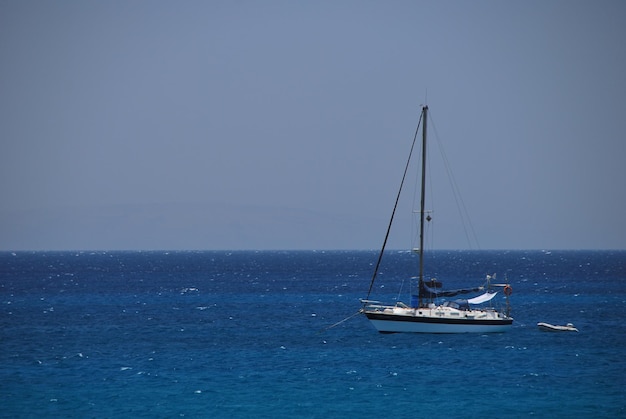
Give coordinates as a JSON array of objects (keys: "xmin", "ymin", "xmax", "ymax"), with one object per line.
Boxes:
[{"xmin": 418, "ymin": 105, "xmax": 428, "ymax": 307}]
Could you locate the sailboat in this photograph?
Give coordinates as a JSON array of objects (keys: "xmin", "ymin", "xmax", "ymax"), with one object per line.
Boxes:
[{"xmin": 361, "ymin": 105, "xmax": 513, "ymax": 333}]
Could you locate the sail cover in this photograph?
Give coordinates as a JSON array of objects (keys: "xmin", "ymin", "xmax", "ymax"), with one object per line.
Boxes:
[
  {"xmin": 419, "ymin": 281, "xmax": 483, "ymax": 299},
  {"xmin": 468, "ymin": 292, "xmax": 497, "ymax": 304}
]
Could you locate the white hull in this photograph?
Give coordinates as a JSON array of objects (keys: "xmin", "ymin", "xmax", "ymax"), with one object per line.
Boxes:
[
  {"xmin": 364, "ymin": 305, "xmax": 513, "ymax": 334},
  {"xmin": 537, "ymin": 322, "xmax": 578, "ymax": 332}
]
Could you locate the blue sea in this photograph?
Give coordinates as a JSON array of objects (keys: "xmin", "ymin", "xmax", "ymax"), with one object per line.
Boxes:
[{"xmin": 1, "ymin": 250, "xmax": 624, "ymax": 418}]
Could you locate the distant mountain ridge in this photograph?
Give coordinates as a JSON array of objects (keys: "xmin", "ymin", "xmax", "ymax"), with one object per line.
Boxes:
[{"xmin": 0, "ymin": 202, "xmax": 381, "ymax": 251}]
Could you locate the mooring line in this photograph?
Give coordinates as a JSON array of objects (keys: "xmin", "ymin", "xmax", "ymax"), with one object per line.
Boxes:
[{"xmin": 318, "ymin": 310, "xmax": 363, "ymax": 334}]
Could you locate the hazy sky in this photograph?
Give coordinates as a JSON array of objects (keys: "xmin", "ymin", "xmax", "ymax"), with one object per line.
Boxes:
[{"xmin": 1, "ymin": 0, "xmax": 625, "ymax": 250}]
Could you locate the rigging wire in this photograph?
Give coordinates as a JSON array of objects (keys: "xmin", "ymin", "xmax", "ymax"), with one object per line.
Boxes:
[
  {"xmin": 395, "ymin": 275, "xmax": 407, "ymax": 304},
  {"xmin": 428, "ymin": 112, "xmax": 481, "ymax": 249},
  {"xmin": 364, "ymin": 110, "xmax": 424, "ymax": 303}
]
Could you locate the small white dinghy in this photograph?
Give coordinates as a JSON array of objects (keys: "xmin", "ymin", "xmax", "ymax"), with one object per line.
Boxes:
[{"xmin": 537, "ymin": 322, "xmax": 578, "ymax": 332}]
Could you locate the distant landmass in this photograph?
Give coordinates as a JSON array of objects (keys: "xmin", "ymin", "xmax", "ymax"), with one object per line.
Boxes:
[{"xmin": 0, "ymin": 202, "xmax": 383, "ymax": 251}]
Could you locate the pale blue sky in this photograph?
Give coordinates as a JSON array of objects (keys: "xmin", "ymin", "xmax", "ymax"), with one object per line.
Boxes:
[{"xmin": 1, "ymin": 0, "xmax": 624, "ymax": 250}]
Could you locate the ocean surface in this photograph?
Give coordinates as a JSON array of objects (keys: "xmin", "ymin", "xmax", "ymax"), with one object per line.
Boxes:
[{"xmin": 1, "ymin": 250, "xmax": 624, "ymax": 418}]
